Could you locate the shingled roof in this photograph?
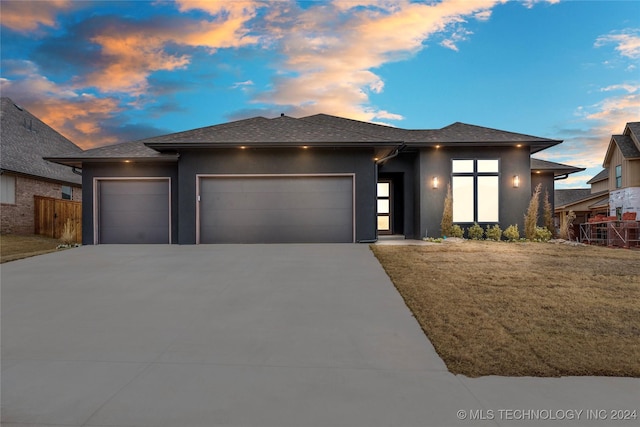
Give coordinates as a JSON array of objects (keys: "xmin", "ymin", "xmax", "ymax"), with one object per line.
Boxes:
[
  {"xmin": 554, "ymin": 188, "xmax": 594, "ymax": 208},
  {"xmin": 44, "ymin": 140, "xmax": 179, "ymax": 168},
  {"xmin": 531, "ymin": 158, "xmax": 585, "ymax": 177},
  {"xmin": 47, "ymin": 112, "xmax": 563, "ymax": 166},
  {"xmin": 587, "ymin": 168, "xmax": 609, "ymax": 184},
  {"xmin": 144, "ymin": 115, "xmax": 402, "ymax": 150},
  {"xmin": 603, "ymin": 122, "xmax": 640, "ymax": 167},
  {"xmin": 0, "ymin": 97, "xmax": 82, "ymax": 185},
  {"xmin": 301, "ymin": 114, "xmax": 561, "ymax": 152}
]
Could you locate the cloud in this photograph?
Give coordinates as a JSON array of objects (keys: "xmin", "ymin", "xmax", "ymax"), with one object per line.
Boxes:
[
  {"xmin": 253, "ymin": 0, "xmax": 507, "ymax": 123},
  {"xmin": 522, "ymin": 0, "xmax": 561, "ymax": 9},
  {"xmin": 0, "ymin": 0, "xmax": 72, "ymax": 33},
  {"xmin": 43, "ymin": 2, "xmax": 265, "ymax": 95},
  {"xmin": 232, "ymin": 80, "xmax": 255, "ymax": 89},
  {"xmin": 538, "ymin": 87, "xmax": 640, "ymax": 175},
  {"xmin": 600, "ymin": 83, "xmax": 639, "ymax": 93},
  {"xmin": 0, "ymin": 59, "xmax": 169, "ymax": 148},
  {"xmin": 595, "ymin": 29, "xmax": 640, "ymax": 59},
  {"xmin": 554, "ymin": 171, "xmax": 597, "ymax": 190}
]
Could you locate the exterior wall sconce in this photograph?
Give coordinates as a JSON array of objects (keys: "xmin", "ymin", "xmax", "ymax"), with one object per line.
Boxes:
[
  {"xmin": 513, "ymin": 175, "xmax": 520, "ymax": 188},
  {"xmin": 432, "ymin": 176, "xmax": 439, "ymax": 189}
]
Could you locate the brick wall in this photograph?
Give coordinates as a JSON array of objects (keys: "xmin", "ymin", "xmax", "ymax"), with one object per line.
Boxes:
[{"xmin": 0, "ymin": 174, "xmax": 82, "ymax": 235}]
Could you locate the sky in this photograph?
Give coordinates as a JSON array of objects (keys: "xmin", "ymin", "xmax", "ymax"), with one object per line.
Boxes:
[{"xmin": 1, "ymin": 0, "xmax": 639, "ymax": 188}]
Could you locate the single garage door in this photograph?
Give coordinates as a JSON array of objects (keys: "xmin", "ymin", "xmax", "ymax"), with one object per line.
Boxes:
[
  {"xmin": 199, "ymin": 175, "xmax": 354, "ymax": 243},
  {"xmin": 97, "ymin": 179, "xmax": 170, "ymax": 244}
]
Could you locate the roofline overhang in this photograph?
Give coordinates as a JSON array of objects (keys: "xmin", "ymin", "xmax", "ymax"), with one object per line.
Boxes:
[
  {"xmin": 144, "ymin": 141, "xmax": 403, "ymax": 151},
  {"xmin": 403, "ymin": 140, "xmax": 561, "ymax": 153},
  {"xmin": 554, "ymin": 190, "xmax": 610, "ymax": 210},
  {"xmin": 43, "ymin": 155, "xmax": 179, "ymax": 168},
  {"xmin": 0, "ymin": 168, "xmax": 81, "ymax": 186}
]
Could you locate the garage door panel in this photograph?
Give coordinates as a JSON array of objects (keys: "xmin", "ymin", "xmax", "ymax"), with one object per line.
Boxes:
[
  {"xmin": 205, "ymin": 224, "xmax": 352, "ymax": 244},
  {"xmin": 206, "ymin": 190, "xmax": 351, "ymax": 211},
  {"xmin": 98, "ymin": 180, "xmax": 169, "ymax": 244},
  {"xmin": 200, "ymin": 176, "xmax": 353, "ymax": 243}
]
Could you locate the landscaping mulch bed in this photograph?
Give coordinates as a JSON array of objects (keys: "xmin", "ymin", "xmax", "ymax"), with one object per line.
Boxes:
[{"xmin": 371, "ymin": 241, "xmax": 640, "ymax": 377}]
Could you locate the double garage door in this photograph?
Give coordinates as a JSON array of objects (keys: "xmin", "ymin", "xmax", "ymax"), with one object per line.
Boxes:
[
  {"xmin": 96, "ymin": 175, "xmax": 354, "ymax": 244},
  {"xmin": 198, "ymin": 175, "xmax": 354, "ymax": 243}
]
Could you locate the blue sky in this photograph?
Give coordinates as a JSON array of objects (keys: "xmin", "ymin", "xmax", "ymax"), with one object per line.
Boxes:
[{"xmin": 1, "ymin": 0, "xmax": 639, "ymax": 188}]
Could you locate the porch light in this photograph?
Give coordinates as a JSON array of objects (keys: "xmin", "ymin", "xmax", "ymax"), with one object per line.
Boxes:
[
  {"xmin": 432, "ymin": 176, "xmax": 439, "ymax": 189},
  {"xmin": 513, "ymin": 175, "xmax": 520, "ymax": 188},
  {"xmin": 240, "ymin": 146, "xmax": 247, "ymax": 149},
  {"xmin": 302, "ymin": 145, "xmax": 309, "ymax": 149}
]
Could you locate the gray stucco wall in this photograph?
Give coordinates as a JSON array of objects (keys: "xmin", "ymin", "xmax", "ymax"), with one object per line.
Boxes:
[
  {"xmin": 378, "ymin": 151, "xmax": 418, "ymax": 238},
  {"xmin": 531, "ymin": 171, "xmax": 555, "ymax": 229},
  {"xmin": 177, "ymin": 148, "xmax": 378, "ymax": 244},
  {"xmin": 419, "ymin": 146, "xmax": 532, "ymax": 238},
  {"xmin": 81, "ymin": 162, "xmax": 179, "ymax": 245}
]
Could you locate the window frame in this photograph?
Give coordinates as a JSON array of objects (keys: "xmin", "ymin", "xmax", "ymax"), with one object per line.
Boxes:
[
  {"xmin": 0, "ymin": 174, "xmax": 16, "ymax": 205},
  {"xmin": 451, "ymin": 159, "xmax": 500, "ymax": 224},
  {"xmin": 62, "ymin": 185, "xmax": 73, "ymax": 200},
  {"xmin": 615, "ymin": 165, "xmax": 622, "ymax": 188}
]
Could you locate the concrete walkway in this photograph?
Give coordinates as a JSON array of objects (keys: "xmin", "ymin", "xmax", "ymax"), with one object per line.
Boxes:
[{"xmin": 1, "ymin": 245, "xmax": 637, "ymax": 426}]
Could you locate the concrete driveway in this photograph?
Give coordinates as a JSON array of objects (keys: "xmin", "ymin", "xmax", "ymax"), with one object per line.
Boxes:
[{"xmin": 1, "ymin": 245, "xmax": 638, "ymax": 427}]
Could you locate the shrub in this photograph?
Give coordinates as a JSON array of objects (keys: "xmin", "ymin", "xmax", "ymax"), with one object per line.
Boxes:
[
  {"xmin": 485, "ymin": 224, "xmax": 502, "ymax": 241},
  {"xmin": 534, "ymin": 226, "xmax": 552, "ymax": 242},
  {"xmin": 524, "ymin": 183, "xmax": 541, "ymax": 240},
  {"xmin": 440, "ymin": 183, "xmax": 453, "ymax": 237},
  {"xmin": 59, "ymin": 219, "xmax": 76, "ymax": 246},
  {"xmin": 503, "ymin": 224, "xmax": 520, "ymax": 241},
  {"xmin": 467, "ymin": 222, "xmax": 484, "ymax": 240},
  {"xmin": 558, "ymin": 210, "xmax": 576, "ymax": 240},
  {"xmin": 450, "ymin": 224, "xmax": 464, "ymax": 238}
]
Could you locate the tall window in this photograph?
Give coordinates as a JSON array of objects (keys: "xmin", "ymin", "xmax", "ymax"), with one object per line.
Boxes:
[
  {"xmin": 452, "ymin": 159, "xmax": 499, "ymax": 223},
  {"xmin": 615, "ymin": 165, "xmax": 622, "ymax": 188},
  {"xmin": 1, "ymin": 174, "xmax": 16, "ymax": 204},
  {"xmin": 62, "ymin": 185, "xmax": 72, "ymax": 200}
]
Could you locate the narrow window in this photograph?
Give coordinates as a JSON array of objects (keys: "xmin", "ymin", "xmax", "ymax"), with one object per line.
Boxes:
[
  {"xmin": 615, "ymin": 165, "xmax": 622, "ymax": 188},
  {"xmin": 0, "ymin": 174, "xmax": 16, "ymax": 204},
  {"xmin": 62, "ymin": 185, "xmax": 72, "ymax": 200},
  {"xmin": 452, "ymin": 159, "xmax": 499, "ymax": 223}
]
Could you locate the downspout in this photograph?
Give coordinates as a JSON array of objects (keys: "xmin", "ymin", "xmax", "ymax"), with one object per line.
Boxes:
[
  {"xmin": 358, "ymin": 143, "xmax": 406, "ymax": 244},
  {"xmin": 375, "ymin": 143, "xmax": 406, "ymax": 165}
]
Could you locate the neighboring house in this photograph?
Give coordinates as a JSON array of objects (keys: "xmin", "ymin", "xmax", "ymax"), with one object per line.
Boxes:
[
  {"xmin": 48, "ymin": 113, "xmax": 581, "ymax": 244},
  {"xmin": 604, "ymin": 122, "xmax": 640, "ymax": 218},
  {"xmin": 0, "ymin": 97, "xmax": 83, "ymax": 235},
  {"xmin": 555, "ymin": 122, "xmax": 640, "ymax": 228}
]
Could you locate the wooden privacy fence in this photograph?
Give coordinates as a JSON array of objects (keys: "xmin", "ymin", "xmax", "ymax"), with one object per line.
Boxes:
[{"xmin": 34, "ymin": 196, "xmax": 82, "ymax": 243}]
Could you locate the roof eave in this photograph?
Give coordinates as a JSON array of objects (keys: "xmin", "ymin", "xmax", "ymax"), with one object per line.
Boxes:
[
  {"xmin": 403, "ymin": 140, "xmax": 561, "ymax": 151},
  {"xmin": 44, "ymin": 155, "xmax": 179, "ymax": 168},
  {"xmin": 0, "ymin": 168, "xmax": 82, "ymax": 186},
  {"xmin": 144, "ymin": 141, "xmax": 403, "ymax": 151}
]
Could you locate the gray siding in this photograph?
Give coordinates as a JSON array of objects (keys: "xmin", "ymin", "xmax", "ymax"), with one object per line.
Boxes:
[
  {"xmin": 419, "ymin": 147, "xmax": 532, "ymax": 238},
  {"xmin": 378, "ymin": 152, "xmax": 419, "ymax": 238},
  {"xmin": 81, "ymin": 163, "xmax": 179, "ymax": 245},
  {"xmin": 177, "ymin": 148, "xmax": 377, "ymax": 244},
  {"xmin": 531, "ymin": 171, "xmax": 555, "ymax": 228}
]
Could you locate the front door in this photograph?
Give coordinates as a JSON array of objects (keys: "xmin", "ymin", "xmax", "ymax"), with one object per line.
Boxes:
[{"xmin": 377, "ymin": 180, "xmax": 392, "ymax": 235}]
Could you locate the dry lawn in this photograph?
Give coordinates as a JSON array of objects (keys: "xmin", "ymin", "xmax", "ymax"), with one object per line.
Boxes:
[
  {"xmin": 1, "ymin": 234, "xmax": 61, "ymax": 263},
  {"xmin": 371, "ymin": 241, "xmax": 640, "ymax": 378}
]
